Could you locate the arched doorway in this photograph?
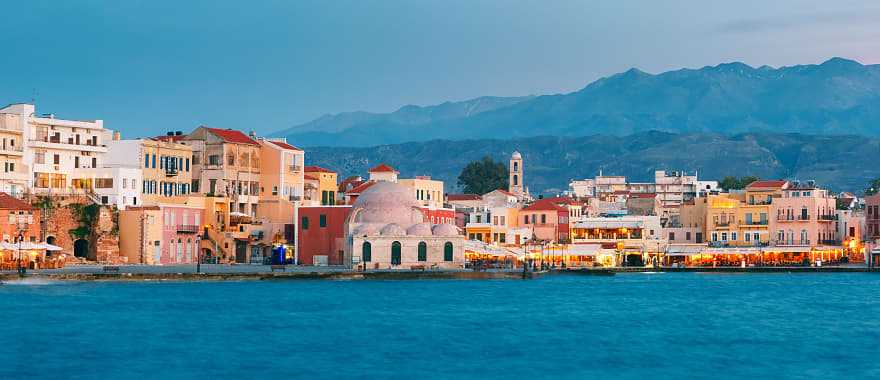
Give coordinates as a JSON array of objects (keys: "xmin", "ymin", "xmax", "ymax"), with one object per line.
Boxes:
[
  {"xmin": 45, "ymin": 236, "xmax": 57, "ymax": 257},
  {"xmin": 444, "ymin": 242, "xmax": 454, "ymax": 262},
  {"xmin": 74, "ymin": 239, "xmax": 90, "ymax": 259},
  {"xmin": 418, "ymin": 242, "xmax": 427, "ymax": 262},
  {"xmin": 391, "ymin": 241, "xmax": 402, "ymax": 266}
]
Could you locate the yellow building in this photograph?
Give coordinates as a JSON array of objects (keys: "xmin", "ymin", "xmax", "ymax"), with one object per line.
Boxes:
[
  {"xmin": 106, "ymin": 137, "xmax": 194, "ymax": 205},
  {"xmin": 185, "ymin": 127, "xmax": 262, "ymax": 217},
  {"xmin": 705, "ymin": 180, "xmax": 787, "ymax": 247},
  {"xmin": 304, "ymin": 166, "xmax": 337, "ymax": 206},
  {"xmin": 258, "ymin": 138, "xmax": 304, "ymax": 220},
  {"xmin": 399, "ymin": 176, "xmax": 444, "ymax": 209}
]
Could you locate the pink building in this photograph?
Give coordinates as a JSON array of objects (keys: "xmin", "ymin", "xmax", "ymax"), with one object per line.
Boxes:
[
  {"xmin": 866, "ymin": 194, "xmax": 880, "ymax": 242},
  {"xmin": 771, "ymin": 181, "xmax": 838, "ymax": 246},
  {"xmin": 160, "ymin": 205, "xmax": 204, "ymax": 264}
]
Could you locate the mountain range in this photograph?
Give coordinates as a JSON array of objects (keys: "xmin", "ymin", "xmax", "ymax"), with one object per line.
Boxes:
[
  {"xmin": 304, "ymin": 132, "xmax": 880, "ymax": 194},
  {"xmin": 273, "ymin": 57, "xmax": 880, "ymax": 147}
]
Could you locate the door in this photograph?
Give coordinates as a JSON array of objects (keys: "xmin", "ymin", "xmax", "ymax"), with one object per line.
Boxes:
[{"xmin": 391, "ymin": 241, "xmax": 402, "ymax": 266}]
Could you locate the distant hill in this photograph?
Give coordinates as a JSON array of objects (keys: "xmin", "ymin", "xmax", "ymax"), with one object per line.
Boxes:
[
  {"xmin": 303, "ymin": 131, "xmax": 880, "ymax": 194},
  {"xmin": 274, "ymin": 57, "xmax": 880, "ymax": 147}
]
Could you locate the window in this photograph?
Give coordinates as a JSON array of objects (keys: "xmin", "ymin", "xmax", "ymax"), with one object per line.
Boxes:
[
  {"xmin": 301, "ymin": 216, "xmax": 309, "ymax": 230},
  {"xmin": 92, "ymin": 157, "xmax": 97, "ymax": 168},
  {"xmin": 513, "ymin": 174, "xmax": 518, "ymax": 186},
  {"xmin": 523, "ymin": 215, "xmax": 529, "ymax": 224},
  {"xmin": 745, "ymin": 233, "xmax": 751, "ymax": 242},
  {"xmin": 319, "ymin": 214, "xmax": 327, "ymax": 228},
  {"xmin": 418, "ymin": 242, "xmax": 427, "ymax": 261},
  {"xmin": 721, "ymin": 232, "xmax": 728, "ymax": 241},
  {"xmin": 391, "ymin": 241, "xmax": 402, "ymax": 265},
  {"xmin": 145, "ymin": 154, "xmax": 150, "ymax": 168},
  {"xmin": 152, "ymin": 154, "xmax": 156, "ymax": 168},
  {"xmin": 499, "ymin": 233, "xmax": 506, "ymax": 243},
  {"xmin": 712, "ymin": 232, "xmax": 718, "ymax": 242},
  {"xmin": 53, "ymin": 154, "xmax": 60, "ymax": 165},
  {"xmin": 731, "ymin": 232, "xmax": 737, "ymax": 241},
  {"xmin": 362, "ymin": 242, "xmax": 371, "ymax": 262},
  {"xmin": 272, "ymin": 186, "xmax": 278, "ymax": 196},
  {"xmin": 444, "ymin": 242, "xmax": 453, "ymax": 261},
  {"xmin": 668, "ymin": 232, "xmax": 675, "ymax": 241}
]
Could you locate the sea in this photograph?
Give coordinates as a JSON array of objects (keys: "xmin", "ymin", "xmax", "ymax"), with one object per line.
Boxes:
[{"xmin": 1, "ymin": 273, "xmax": 878, "ymax": 379}]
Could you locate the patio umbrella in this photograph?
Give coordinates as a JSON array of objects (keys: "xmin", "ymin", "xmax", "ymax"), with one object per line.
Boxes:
[{"xmin": 40, "ymin": 243, "xmax": 64, "ymax": 251}]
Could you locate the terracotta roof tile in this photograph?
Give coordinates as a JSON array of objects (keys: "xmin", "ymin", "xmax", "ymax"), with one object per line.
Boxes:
[
  {"xmin": 304, "ymin": 165, "xmax": 336, "ymax": 173},
  {"xmin": 522, "ymin": 200, "xmax": 567, "ymax": 212},
  {"xmin": 347, "ymin": 181, "xmax": 376, "ymax": 194},
  {"xmin": 0, "ymin": 193, "xmax": 33, "ymax": 210},
  {"xmin": 446, "ymin": 194, "xmax": 482, "ymax": 201},
  {"xmin": 746, "ymin": 180, "xmax": 788, "ymax": 189},
  {"xmin": 267, "ymin": 140, "xmax": 302, "ymax": 151},
  {"xmin": 204, "ymin": 128, "xmax": 259, "ymax": 146},
  {"xmin": 368, "ymin": 163, "xmax": 397, "ymax": 173}
]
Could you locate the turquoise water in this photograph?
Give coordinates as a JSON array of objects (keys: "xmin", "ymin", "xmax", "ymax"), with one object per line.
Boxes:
[{"xmin": 2, "ymin": 273, "xmax": 879, "ymax": 379}]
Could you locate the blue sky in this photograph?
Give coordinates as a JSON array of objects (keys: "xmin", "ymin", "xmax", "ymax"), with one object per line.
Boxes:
[{"xmin": 1, "ymin": 0, "xmax": 878, "ymax": 138}]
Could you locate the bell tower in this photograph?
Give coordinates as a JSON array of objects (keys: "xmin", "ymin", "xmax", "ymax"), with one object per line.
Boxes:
[{"xmin": 509, "ymin": 151, "xmax": 523, "ymax": 196}]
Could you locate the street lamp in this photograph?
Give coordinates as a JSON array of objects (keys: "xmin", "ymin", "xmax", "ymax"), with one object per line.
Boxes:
[{"xmin": 17, "ymin": 231, "xmax": 25, "ymax": 277}]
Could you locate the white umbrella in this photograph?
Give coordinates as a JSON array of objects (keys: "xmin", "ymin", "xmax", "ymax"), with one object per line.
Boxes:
[
  {"xmin": 0, "ymin": 242, "xmax": 15, "ymax": 250},
  {"xmin": 41, "ymin": 243, "xmax": 64, "ymax": 251}
]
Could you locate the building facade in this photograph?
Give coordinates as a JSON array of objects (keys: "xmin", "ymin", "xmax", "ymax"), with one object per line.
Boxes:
[{"xmin": 186, "ymin": 127, "xmax": 262, "ymax": 217}]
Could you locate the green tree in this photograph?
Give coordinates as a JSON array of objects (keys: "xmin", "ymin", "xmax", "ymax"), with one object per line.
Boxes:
[
  {"xmin": 719, "ymin": 175, "xmax": 760, "ymax": 191},
  {"xmin": 457, "ymin": 156, "xmax": 508, "ymax": 195},
  {"xmin": 866, "ymin": 178, "xmax": 880, "ymax": 195}
]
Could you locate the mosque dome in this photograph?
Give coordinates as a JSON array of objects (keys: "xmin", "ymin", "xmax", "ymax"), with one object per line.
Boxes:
[
  {"xmin": 406, "ymin": 222, "xmax": 434, "ymax": 236},
  {"xmin": 380, "ymin": 223, "xmax": 406, "ymax": 236},
  {"xmin": 350, "ymin": 181, "xmax": 424, "ymax": 226},
  {"xmin": 351, "ymin": 224, "xmax": 379, "ymax": 236},
  {"xmin": 431, "ymin": 224, "xmax": 459, "ymax": 237}
]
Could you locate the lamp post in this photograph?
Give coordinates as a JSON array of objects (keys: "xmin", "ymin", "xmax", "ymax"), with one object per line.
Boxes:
[{"xmin": 17, "ymin": 231, "xmax": 25, "ymax": 277}]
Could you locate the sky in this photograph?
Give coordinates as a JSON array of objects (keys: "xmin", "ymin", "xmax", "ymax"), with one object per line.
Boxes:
[{"xmin": 1, "ymin": 0, "xmax": 878, "ymax": 138}]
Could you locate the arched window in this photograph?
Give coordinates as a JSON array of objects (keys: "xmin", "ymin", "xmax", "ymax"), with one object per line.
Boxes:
[
  {"xmin": 444, "ymin": 242, "xmax": 453, "ymax": 262},
  {"xmin": 418, "ymin": 242, "xmax": 427, "ymax": 262},
  {"xmin": 513, "ymin": 174, "xmax": 518, "ymax": 186},
  {"xmin": 362, "ymin": 242, "xmax": 371, "ymax": 262},
  {"xmin": 391, "ymin": 241, "xmax": 402, "ymax": 266},
  {"xmin": 186, "ymin": 238, "xmax": 193, "ymax": 262},
  {"xmin": 513, "ymin": 162, "xmax": 518, "ymax": 172},
  {"xmin": 177, "ymin": 238, "xmax": 183, "ymax": 262}
]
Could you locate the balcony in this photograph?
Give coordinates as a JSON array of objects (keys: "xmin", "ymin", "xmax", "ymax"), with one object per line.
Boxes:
[
  {"xmin": 741, "ymin": 220, "xmax": 768, "ymax": 226},
  {"xmin": 715, "ymin": 221, "xmax": 732, "ymax": 227},
  {"xmin": 165, "ymin": 167, "xmax": 179, "ymax": 177},
  {"xmin": 288, "ymin": 195, "xmax": 302, "ymax": 202},
  {"xmin": 772, "ymin": 239, "xmax": 810, "ymax": 247},
  {"xmin": 0, "ymin": 145, "xmax": 23, "ymax": 155},
  {"xmin": 777, "ymin": 215, "xmax": 810, "ymax": 222},
  {"xmin": 289, "ymin": 165, "xmax": 302, "ymax": 173},
  {"xmin": 177, "ymin": 225, "xmax": 200, "ymax": 234},
  {"xmin": 818, "ymin": 214, "xmax": 837, "ymax": 222}
]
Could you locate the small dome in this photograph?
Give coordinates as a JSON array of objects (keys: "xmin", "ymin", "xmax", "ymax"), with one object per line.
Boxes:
[
  {"xmin": 351, "ymin": 224, "xmax": 379, "ymax": 236},
  {"xmin": 511, "ymin": 151, "xmax": 522, "ymax": 159},
  {"xmin": 380, "ymin": 223, "xmax": 406, "ymax": 236},
  {"xmin": 431, "ymin": 224, "xmax": 459, "ymax": 237},
  {"xmin": 406, "ymin": 222, "xmax": 433, "ymax": 236}
]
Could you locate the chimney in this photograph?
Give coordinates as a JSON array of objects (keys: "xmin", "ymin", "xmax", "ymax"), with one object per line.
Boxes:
[{"xmin": 112, "ymin": 131, "xmax": 121, "ymax": 141}]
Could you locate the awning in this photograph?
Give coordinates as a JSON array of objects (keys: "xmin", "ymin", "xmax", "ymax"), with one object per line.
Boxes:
[
  {"xmin": 666, "ymin": 244, "xmax": 708, "ymax": 256},
  {"xmin": 761, "ymin": 246, "xmax": 811, "ymax": 253},
  {"xmin": 704, "ymin": 247, "xmax": 762, "ymax": 255},
  {"xmin": 563, "ymin": 244, "xmax": 601, "ymax": 256}
]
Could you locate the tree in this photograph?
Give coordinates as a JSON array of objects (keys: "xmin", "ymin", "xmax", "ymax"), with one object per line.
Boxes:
[
  {"xmin": 719, "ymin": 175, "xmax": 760, "ymax": 191},
  {"xmin": 457, "ymin": 156, "xmax": 508, "ymax": 195},
  {"xmin": 865, "ymin": 178, "xmax": 880, "ymax": 196}
]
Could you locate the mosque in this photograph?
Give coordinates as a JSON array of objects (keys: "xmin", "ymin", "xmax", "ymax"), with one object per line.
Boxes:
[{"xmin": 345, "ymin": 181, "xmax": 465, "ymax": 270}]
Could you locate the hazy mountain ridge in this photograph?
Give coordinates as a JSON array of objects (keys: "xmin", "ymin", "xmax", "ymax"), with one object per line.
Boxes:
[
  {"xmin": 304, "ymin": 131, "xmax": 880, "ymax": 194},
  {"xmin": 276, "ymin": 58, "xmax": 880, "ymax": 147}
]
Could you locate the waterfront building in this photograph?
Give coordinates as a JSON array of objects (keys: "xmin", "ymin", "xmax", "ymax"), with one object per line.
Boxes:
[
  {"xmin": 303, "ymin": 165, "xmax": 338, "ymax": 206},
  {"xmin": 570, "ymin": 215, "xmax": 664, "ymax": 266},
  {"xmin": 118, "ymin": 203, "xmax": 203, "ymax": 265},
  {"xmin": 464, "ymin": 203, "xmax": 530, "ymax": 246},
  {"xmin": 1, "ymin": 103, "xmax": 111, "ymax": 196},
  {"xmin": 297, "ymin": 205, "xmax": 351, "ymax": 265},
  {"xmin": 705, "ymin": 181, "xmax": 788, "ymax": 248},
  {"xmin": 519, "ymin": 199, "xmax": 570, "ymax": 243},
  {"xmin": 71, "ymin": 167, "xmax": 142, "ymax": 209},
  {"xmin": 186, "ymin": 127, "xmax": 262, "ymax": 217},
  {"xmin": 345, "ymin": 181, "xmax": 464, "ymax": 270},
  {"xmin": 0, "ymin": 192, "xmax": 39, "ymax": 243},
  {"xmin": 106, "ymin": 136, "xmax": 194, "ymax": 205},
  {"xmin": 771, "ymin": 181, "xmax": 838, "ymax": 247},
  {"xmin": 866, "ymin": 193, "xmax": 880, "ymax": 242},
  {"xmin": 257, "ymin": 138, "xmax": 304, "ymax": 221}
]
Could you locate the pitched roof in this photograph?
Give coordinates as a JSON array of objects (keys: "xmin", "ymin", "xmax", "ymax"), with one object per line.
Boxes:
[
  {"xmin": 304, "ymin": 165, "xmax": 336, "ymax": 173},
  {"xmin": 522, "ymin": 200, "xmax": 567, "ymax": 212},
  {"xmin": 267, "ymin": 140, "xmax": 302, "ymax": 151},
  {"xmin": 446, "ymin": 194, "xmax": 482, "ymax": 201},
  {"xmin": 485, "ymin": 189, "xmax": 516, "ymax": 197},
  {"xmin": 204, "ymin": 127, "xmax": 259, "ymax": 146},
  {"xmin": 304, "ymin": 174, "xmax": 320, "ymax": 181},
  {"xmin": 347, "ymin": 180, "xmax": 376, "ymax": 194},
  {"xmin": 746, "ymin": 180, "xmax": 788, "ymax": 189},
  {"xmin": 368, "ymin": 163, "xmax": 397, "ymax": 173},
  {"xmin": 0, "ymin": 193, "xmax": 33, "ymax": 210}
]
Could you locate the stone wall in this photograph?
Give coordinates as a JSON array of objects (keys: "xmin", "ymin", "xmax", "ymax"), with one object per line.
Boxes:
[{"xmin": 40, "ymin": 200, "xmax": 122, "ymax": 264}]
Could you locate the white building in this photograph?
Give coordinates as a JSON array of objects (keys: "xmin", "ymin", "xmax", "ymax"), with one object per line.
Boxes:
[
  {"xmin": 0, "ymin": 103, "xmax": 112, "ymax": 196},
  {"xmin": 72, "ymin": 167, "xmax": 143, "ymax": 209}
]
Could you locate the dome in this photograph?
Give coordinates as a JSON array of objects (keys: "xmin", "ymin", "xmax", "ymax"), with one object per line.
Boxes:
[
  {"xmin": 511, "ymin": 151, "xmax": 522, "ymax": 159},
  {"xmin": 431, "ymin": 224, "xmax": 459, "ymax": 237},
  {"xmin": 350, "ymin": 181, "xmax": 424, "ymax": 226},
  {"xmin": 351, "ymin": 224, "xmax": 379, "ymax": 236},
  {"xmin": 380, "ymin": 223, "xmax": 406, "ymax": 236},
  {"xmin": 406, "ymin": 222, "xmax": 433, "ymax": 236}
]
